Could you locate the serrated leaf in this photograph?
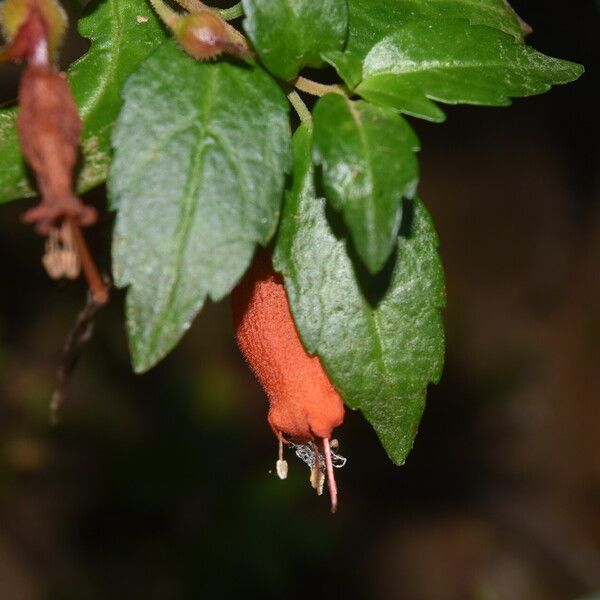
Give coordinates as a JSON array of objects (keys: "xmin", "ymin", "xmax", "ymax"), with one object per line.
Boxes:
[
  {"xmin": 324, "ymin": 0, "xmax": 524, "ymax": 88},
  {"xmin": 274, "ymin": 123, "xmax": 445, "ymax": 464},
  {"xmin": 241, "ymin": 0, "xmax": 348, "ymax": 80},
  {"xmin": 356, "ymin": 19, "xmax": 584, "ymax": 122},
  {"xmin": 0, "ymin": 0, "xmax": 168, "ymax": 204},
  {"xmin": 312, "ymin": 94, "xmax": 419, "ymax": 274},
  {"xmin": 110, "ymin": 42, "xmax": 291, "ymax": 373}
]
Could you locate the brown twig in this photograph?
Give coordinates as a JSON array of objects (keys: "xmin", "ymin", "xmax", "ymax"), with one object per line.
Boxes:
[{"xmin": 50, "ymin": 289, "xmax": 108, "ymax": 423}]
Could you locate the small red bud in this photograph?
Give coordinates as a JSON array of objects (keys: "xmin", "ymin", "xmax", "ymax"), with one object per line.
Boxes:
[{"xmin": 174, "ymin": 11, "xmax": 248, "ymax": 61}]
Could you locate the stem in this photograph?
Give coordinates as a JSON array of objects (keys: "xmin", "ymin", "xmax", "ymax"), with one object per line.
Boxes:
[
  {"xmin": 148, "ymin": 0, "xmax": 178, "ymax": 29},
  {"xmin": 174, "ymin": 0, "xmax": 241, "ymax": 19},
  {"xmin": 50, "ymin": 292, "xmax": 103, "ymax": 424},
  {"xmin": 29, "ymin": 33, "xmax": 49, "ymax": 67},
  {"xmin": 66, "ymin": 216, "xmax": 109, "ymax": 305},
  {"xmin": 294, "ymin": 76, "xmax": 349, "ymax": 98},
  {"xmin": 173, "ymin": 0, "xmax": 207, "ymax": 11},
  {"xmin": 222, "ymin": 19, "xmax": 249, "ymax": 50},
  {"xmin": 219, "ymin": 3, "xmax": 243, "ymax": 20},
  {"xmin": 287, "ymin": 90, "xmax": 312, "ymax": 123}
]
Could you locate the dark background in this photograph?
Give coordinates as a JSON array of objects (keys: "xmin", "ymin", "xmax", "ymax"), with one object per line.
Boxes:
[{"xmin": 0, "ymin": 1, "xmax": 598, "ymax": 598}]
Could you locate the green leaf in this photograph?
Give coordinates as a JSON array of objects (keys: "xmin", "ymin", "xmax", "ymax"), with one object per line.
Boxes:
[
  {"xmin": 274, "ymin": 123, "xmax": 445, "ymax": 464},
  {"xmin": 322, "ymin": 51, "xmax": 363, "ymax": 90},
  {"xmin": 0, "ymin": 0, "xmax": 168, "ymax": 204},
  {"xmin": 0, "ymin": 111, "xmax": 31, "ymax": 203},
  {"xmin": 312, "ymin": 94, "xmax": 419, "ymax": 274},
  {"xmin": 241, "ymin": 0, "xmax": 348, "ymax": 80},
  {"xmin": 110, "ymin": 42, "xmax": 292, "ymax": 373},
  {"xmin": 324, "ymin": 0, "xmax": 524, "ymax": 88},
  {"xmin": 357, "ymin": 19, "xmax": 584, "ymax": 122}
]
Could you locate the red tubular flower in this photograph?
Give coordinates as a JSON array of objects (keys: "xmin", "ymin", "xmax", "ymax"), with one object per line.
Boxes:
[{"xmin": 232, "ymin": 248, "xmax": 345, "ymax": 511}]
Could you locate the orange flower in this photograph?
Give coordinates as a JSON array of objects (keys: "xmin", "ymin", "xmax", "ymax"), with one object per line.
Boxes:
[{"xmin": 232, "ymin": 249, "xmax": 345, "ymax": 511}]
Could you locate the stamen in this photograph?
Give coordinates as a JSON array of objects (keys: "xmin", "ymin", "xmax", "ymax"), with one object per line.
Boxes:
[
  {"xmin": 309, "ymin": 441, "xmax": 325, "ymax": 495},
  {"xmin": 285, "ymin": 439, "xmax": 346, "ymax": 510},
  {"xmin": 275, "ymin": 437, "xmax": 288, "ymax": 480},
  {"xmin": 42, "ymin": 226, "xmax": 63, "ymax": 279},
  {"xmin": 323, "ymin": 437, "xmax": 338, "ymax": 513},
  {"xmin": 59, "ymin": 221, "xmax": 81, "ymax": 280}
]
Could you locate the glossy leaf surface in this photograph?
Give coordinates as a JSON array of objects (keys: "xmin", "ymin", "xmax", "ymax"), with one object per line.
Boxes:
[
  {"xmin": 357, "ymin": 19, "xmax": 584, "ymax": 121},
  {"xmin": 110, "ymin": 42, "xmax": 291, "ymax": 373},
  {"xmin": 275, "ymin": 124, "xmax": 445, "ymax": 463},
  {"xmin": 242, "ymin": 0, "xmax": 348, "ymax": 80},
  {"xmin": 313, "ymin": 94, "xmax": 419, "ymax": 273},
  {"xmin": 324, "ymin": 0, "xmax": 524, "ymax": 88},
  {"xmin": 0, "ymin": 0, "xmax": 168, "ymax": 203}
]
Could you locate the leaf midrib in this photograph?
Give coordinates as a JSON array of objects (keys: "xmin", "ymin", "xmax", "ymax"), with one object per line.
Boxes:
[
  {"xmin": 347, "ymin": 99, "xmax": 378, "ymax": 240},
  {"xmin": 145, "ymin": 69, "xmax": 218, "ymax": 356},
  {"xmin": 364, "ymin": 58, "xmax": 540, "ymax": 79},
  {"xmin": 342, "ymin": 99, "xmax": 389, "ymax": 387},
  {"xmin": 284, "ymin": 0, "xmax": 305, "ymax": 72}
]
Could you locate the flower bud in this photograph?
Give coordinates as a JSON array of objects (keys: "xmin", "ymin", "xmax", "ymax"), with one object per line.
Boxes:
[
  {"xmin": 0, "ymin": 0, "xmax": 67, "ymax": 63},
  {"xmin": 173, "ymin": 11, "xmax": 246, "ymax": 61}
]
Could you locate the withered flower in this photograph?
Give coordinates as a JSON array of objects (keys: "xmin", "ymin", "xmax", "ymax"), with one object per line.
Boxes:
[
  {"xmin": 17, "ymin": 64, "xmax": 97, "ymax": 234},
  {"xmin": 1, "ymin": 0, "xmax": 106, "ymax": 303}
]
